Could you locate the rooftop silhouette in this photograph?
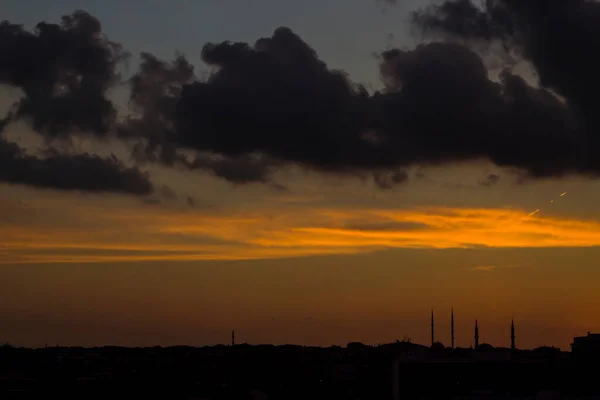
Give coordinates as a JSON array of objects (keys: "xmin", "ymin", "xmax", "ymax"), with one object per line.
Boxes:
[{"xmin": 2, "ymin": 311, "xmax": 600, "ymax": 399}]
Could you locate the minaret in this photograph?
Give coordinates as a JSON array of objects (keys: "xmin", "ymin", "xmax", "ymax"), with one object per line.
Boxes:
[
  {"xmin": 511, "ymin": 319, "xmax": 516, "ymax": 350},
  {"xmin": 232, "ymin": 330, "xmax": 235, "ymax": 346},
  {"xmin": 451, "ymin": 308, "xmax": 455, "ymax": 350},
  {"xmin": 474, "ymin": 319, "xmax": 479, "ymax": 349},
  {"xmin": 431, "ymin": 309, "xmax": 435, "ymax": 347}
]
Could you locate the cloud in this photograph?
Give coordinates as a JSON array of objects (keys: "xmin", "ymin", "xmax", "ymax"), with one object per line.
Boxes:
[
  {"xmin": 342, "ymin": 220, "xmax": 427, "ymax": 232},
  {"xmin": 172, "ymin": 27, "xmax": 373, "ymax": 183},
  {"xmin": 469, "ymin": 263, "xmax": 533, "ymax": 272},
  {"xmin": 0, "ymin": 10, "xmax": 126, "ymax": 137},
  {"xmin": 0, "ymin": 11, "xmax": 154, "ymax": 196},
  {"xmin": 411, "ymin": 0, "xmax": 510, "ymax": 42},
  {"xmin": 140, "ymin": 185, "xmax": 199, "ymax": 207},
  {"xmin": 472, "ymin": 265, "xmax": 497, "ymax": 272},
  {"xmin": 411, "ymin": 0, "xmax": 600, "ymax": 145},
  {"xmin": 4, "ymin": 6, "xmax": 600, "ymax": 192},
  {"xmin": 5, "ymin": 201, "xmax": 600, "ymax": 264},
  {"xmin": 0, "ymin": 137, "xmax": 152, "ymax": 195},
  {"xmin": 134, "ymin": 24, "xmax": 594, "ymax": 185},
  {"xmin": 479, "ymin": 174, "xmax": 500, "ymax": 187},
  {"xmin": 190, "ymin": 153, "xmax": 285, "ymax": 186},
  {"xmin": 376, "ymin": 43, "xmax": 584, "ymax": 178},
  {"xmin": 120, "ymin": 52, "xmax": 195, "ymax": 165}
]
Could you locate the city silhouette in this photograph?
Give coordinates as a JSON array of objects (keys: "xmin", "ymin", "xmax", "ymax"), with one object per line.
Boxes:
[{"xmin": 2, "ymin": 309, "xmax": 600, "ymax": 399}]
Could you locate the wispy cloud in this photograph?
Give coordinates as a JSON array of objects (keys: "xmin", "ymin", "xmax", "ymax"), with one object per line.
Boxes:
[
  {"xmin": 467, "ymin": 263, "xmax": 532, "ymax": 272},
  {"xmin": 472, "ymin": 265, "xmax": 497, "ymax": 272},
  {"xmin": 3, "ymin": 201, "xmax": 600, "ymax": 263}
]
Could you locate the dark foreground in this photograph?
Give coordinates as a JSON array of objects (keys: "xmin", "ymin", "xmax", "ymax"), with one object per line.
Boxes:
[{"xmin": 1, "ymin": 341, "xmax": 599, "ymax": 399}]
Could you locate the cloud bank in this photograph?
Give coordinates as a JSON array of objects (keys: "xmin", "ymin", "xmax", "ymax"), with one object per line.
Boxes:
[
  {"xmin": 0, "ymin": 12, "xmax": 152, "ymax": 195},
  {"xmin": 2, "ymin": 2, "xmax": 600, "ymax": 194}
]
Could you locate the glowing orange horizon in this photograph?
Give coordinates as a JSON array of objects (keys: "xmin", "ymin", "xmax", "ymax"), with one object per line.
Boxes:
[{"xmin": 4, "ymin": 204, "xmax": 600, "ymax": 264}]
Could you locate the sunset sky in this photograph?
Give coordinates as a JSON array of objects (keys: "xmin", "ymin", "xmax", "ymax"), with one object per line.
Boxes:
[{"xmin": 2, "ymin": 0, "xmax": 600, "ymax": 351}]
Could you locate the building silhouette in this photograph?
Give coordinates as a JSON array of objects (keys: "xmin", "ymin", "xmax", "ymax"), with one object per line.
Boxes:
[
  {"xmin": 511, "ymin": 319, "xmax": 516, "ymax": 350},
  {"xmin": 571, "ymin": 332, "xmax": 600, "ymax": 359},
  {"xmin": 451, "ymin": 308, "xmax": 455, "ymax": 350},
  {"xmin": 430, "ymin": 309, "xmax": 434, "ymax": 347},
  {"xmin": 434, "ymin": 311, "xmax": 516, "ymax": 351},
  {"xmin": 2, "ymin": 311, "xmax": 600, "ymax": 399}
]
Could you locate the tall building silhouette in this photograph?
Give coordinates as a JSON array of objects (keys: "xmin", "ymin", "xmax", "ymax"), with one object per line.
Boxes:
[
  {"xmin": 451, "ymin": 308, "xmax": 455, "ymax": 349},
  {"xmin": 511, "ymin": 319, "xmax": 516, "ymax": 350},
  {"xmin": 431, "ymin": 309, "xmax": 435, "ymax": 347},
  {"xmin": 232, "ymin": 330, "xmax": 235, "ymax": 346},
  {"xmin": 474, "ymin": 319, "xmax": 479, "ymax": 349}
]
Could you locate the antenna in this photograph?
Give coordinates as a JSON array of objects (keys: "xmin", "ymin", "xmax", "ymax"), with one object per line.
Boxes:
[
  {"xmin": 431, "ymin": 309, "xmax": 435, "ymax": 347},
  {"xmin": 451, "ymin": 308, "xmax": 455, "ymax": 350}
]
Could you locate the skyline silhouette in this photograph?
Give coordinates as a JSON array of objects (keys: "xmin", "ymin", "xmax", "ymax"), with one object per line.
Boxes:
[
  {"xmin": 2, "ymin": 308, "xmax": 591, "ymax": 352},
  {"xmin": 3, "ymin": 330, "xmax": 600, "ymax": 399}
]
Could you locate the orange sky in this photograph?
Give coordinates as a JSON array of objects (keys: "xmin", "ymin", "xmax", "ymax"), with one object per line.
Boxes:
[
  {"xmin": 2, "ymin": 167, "xmax": 600, "ymax": 350},
  {"xmin": 4, "ymin": 0, "xmax": 600, "ymax": 355},
  {"xmin": 4, "ymin": 196, "xmax": 600, "ymax": 263}
]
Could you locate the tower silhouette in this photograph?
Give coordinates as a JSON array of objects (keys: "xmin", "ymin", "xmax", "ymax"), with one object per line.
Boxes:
[
  {"xmin": 431, "ymin": 309, "xmax": 435, "ymax": 347},
  {"xmin": 451, "ymin": 308, "xmax": 455, "ymax": 349},
  {"xmin": 232, "ymin": 330, "xmax": 235, "ymax": 346},
  {"xmin": 474, "ymin": 319, "xmax": 479, "ymax": 349},
  {"xmin": 511, "ymin": 319, "xmax": 516, "ymax": 350}
]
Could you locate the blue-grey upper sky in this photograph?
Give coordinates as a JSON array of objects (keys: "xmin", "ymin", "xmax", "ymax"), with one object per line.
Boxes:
[{"xmin": 4, "ymin": 0, "xmax": 428, "ymax": 88}]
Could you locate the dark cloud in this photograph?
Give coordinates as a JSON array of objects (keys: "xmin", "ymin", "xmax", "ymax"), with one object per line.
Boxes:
[
  {"xmin": 4, "ymin": 7, "xmax": 600, "ymax": 192},
  {"xmin": 190, "ymin": 153, "xmax": 283, "ymax": 186},
  {"xmin": 174, "ymin": 27, "xmax": 374, "ymax": 177},
  {"xmin": 372, "ymin": 170, "xmax": 408, "ymax": 189},
  {"xmin": 412, "ymin": 0, "xmax": 515, "ymax": 41},
  {"xmin": 120, "ymin": 52, "xmax": 195, "ymax": 165},
  {"xmin": 479, "ymin": 174, "xmax": 500, "ymax": 187},
  {"xmin": 167, "ymin": 26, "xmax": 592, "ymax": 183},
  {"xmin": 0, "ymin": 115, "xmax": 11, "ymax": 132},
  {"xmin": 374, "ymin": 42, "xmax": 585, "ymax": 178},
  {"xmin": 0, "ymin": 11, "xmax": 156, "ymax": 196},
  {"xmin": 0, "ymin": 10, "xmax": 127, "ymax": 137},
  {"xmin": 0, "ymin": 137, "xmax": 152, "ymax": 195},
  {"xmin": 411, "ymin": 0, "xmax": 600, "ymax": 137},
  {"xmin": 443, "ymin": 173, "xmax": 501, "ymax": 190},
  {"xmin": 120, "ymin": 52, "xmax": 287, "ymax": 186}
]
